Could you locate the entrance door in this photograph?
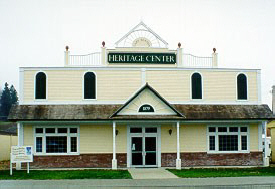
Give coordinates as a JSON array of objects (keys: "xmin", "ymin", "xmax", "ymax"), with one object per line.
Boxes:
[
  {"xmin": 145, "ymin": 137, "xmax": 157, "ymax": 166},
  {"xmin": 131, "ymin": 134, "xmax": 157, "ymax": 167}
]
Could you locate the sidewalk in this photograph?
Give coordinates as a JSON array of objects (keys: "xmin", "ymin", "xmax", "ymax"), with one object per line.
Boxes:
[
  {"xmin": 1, "ymin": 177, "xmax": 275, "ymax": 189},
  {"xmin": 128, "ymin": 168, "xmax": 178, "ymax": 179}
]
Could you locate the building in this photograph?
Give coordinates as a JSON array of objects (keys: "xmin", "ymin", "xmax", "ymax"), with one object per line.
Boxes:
[
  {"xmin": 0, "ymin": 122, "xmax": 17, "ymax": 161},
  {"xmin": 8, "ymin": 22, "xmax": 273, "ymax": 169},
  {"xmin": 268, "ymin": 85, "xmax": 275, "ymax": 163}
]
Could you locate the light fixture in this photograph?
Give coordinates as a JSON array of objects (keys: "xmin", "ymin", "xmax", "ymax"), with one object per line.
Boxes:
[
  {"xmin": 116, "ymin": 129, "xmax": 119, "ymax": 136},
  {"xmin": 169, "ymin": 129, "xmax": 172, "ymax": 135}
]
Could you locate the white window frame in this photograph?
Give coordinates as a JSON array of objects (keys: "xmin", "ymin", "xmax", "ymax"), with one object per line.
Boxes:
[
  {"xmin": 207, "ymin": 125, "xmax": 250, "ymax": 154},
  {"xmin": 33, "ymin": 126, "xmax": 80, "ymax": 155}
]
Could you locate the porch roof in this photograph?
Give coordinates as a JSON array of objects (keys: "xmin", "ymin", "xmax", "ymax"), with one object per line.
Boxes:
[{"xmin": 8, "ymin": 104, "xmax": 273, "ymax": 121}]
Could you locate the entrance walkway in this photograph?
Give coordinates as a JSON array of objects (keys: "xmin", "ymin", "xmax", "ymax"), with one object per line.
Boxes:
[{"xmin": 128, "ymin": 168, "xmax": 178, "ymax": 179}]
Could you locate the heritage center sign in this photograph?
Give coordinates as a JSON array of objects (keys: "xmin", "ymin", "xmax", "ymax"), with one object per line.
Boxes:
[{"xmin": 108, "ymin": 53, "xmax": 176, "ymax": 64}]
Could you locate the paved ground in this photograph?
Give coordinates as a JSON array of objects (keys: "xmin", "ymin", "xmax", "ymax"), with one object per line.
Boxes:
[
  {"xmin": 1, "ymin": 177, "xmax": 275, "ymax": 189},
  {"xmin": 128, "ymin": 168, "xmax": 178, "ymax": 179}
]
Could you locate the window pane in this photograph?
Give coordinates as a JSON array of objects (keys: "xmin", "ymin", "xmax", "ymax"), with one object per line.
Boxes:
[
  {"xmin": 35, "ymin": 128, "xmax": 43, "ymax": 134},
  {"xmin": 191, "ymin": 73, "xmax": 202, "ymax": 99},
  {"xmin": 209, "ymin": 136, "xmax": 215, "ymax": 151},
  {"xmin": 145, "ymin": 128, "xmax": 157, "ymax": 133},
  {"xmin": 208, "ymin": 127, "xmax": 216, "ymax": 132},
  {"xmin": 241, "ymin": 136, "xmax": 247, "ymax": 150},
  {"xmin": 36, "ymin": 137, "xmax": 42, "ymax": 153},
  {"xmin": 130, "ymin": 128, "xmax": 142, "ymax": 133},
  {"xmin": 46, "ymin": 136, "xmax": 67, "ymax": 153},
  {"xmin": 219, "ymin": 135, "xmax": 238, "ymax": 151},
  {"xmin": 84, "ymin": 72, "xmax": 96, "ymax": 99},
  {"xmin": 70, "ymin": 128, "xmax": 78, "ymax": 133},
  {"xmin": 218, "ymin": 127, "xmax": 227, "ymax": 132},
  {"xmin": 46, "ymin": 128, "xmax": 55, "ymax": 133},
  {"xmin": 35, "ymin": 72, "xmax": 46, "ymax": 99},
  {"xmin": 229, "ymin": 127, "xmax": 238, "ymax": 132},
  {"xmin": 241, "ymin": 127, "xmax": 247, "ymax": 132},
  {"xmin": 58, "ymin": 128, "xmax": 67, "ymax": 133},
  {"xmin": 237, "ymin": 74, "xmax": 247, "ymax": 100},
  {"xmin": 70, "ymin": 137, "xmax": 77, "ymax": 152}
]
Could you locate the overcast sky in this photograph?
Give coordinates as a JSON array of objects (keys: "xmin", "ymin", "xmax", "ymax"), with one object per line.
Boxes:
[{"xmin": 0, "ymin": 0, "xmax": 275, "ymax": 106}]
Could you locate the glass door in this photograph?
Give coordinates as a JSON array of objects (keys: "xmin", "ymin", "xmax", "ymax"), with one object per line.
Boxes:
[
  {"xmin": 145, "ymin": 137, "xmax": 157, "ymax": 166},
  {"xmin": 131, "ymin": 137, "xmax": 143, "ymax": 166}
]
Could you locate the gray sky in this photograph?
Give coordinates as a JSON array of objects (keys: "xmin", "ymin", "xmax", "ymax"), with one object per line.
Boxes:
[{"xmin": 0, "ymin": 0, "xmax": 275, "ymax": 106}]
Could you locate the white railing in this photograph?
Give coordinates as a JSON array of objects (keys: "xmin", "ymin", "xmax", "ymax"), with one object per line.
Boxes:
[
  {"xmin": 66, "ymin": 51, "xmax": 215, "ymax": 68},
  {"xmin": 68, "ymin": 52, "xmax": 101, "ymax": 66},
  {"xmin": 183, "ymin": 53, "xmax": 213, "ymax": 68}
]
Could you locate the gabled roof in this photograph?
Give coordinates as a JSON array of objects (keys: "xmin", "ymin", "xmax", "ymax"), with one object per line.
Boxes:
[
  {"xmin": 115, "ymin": 21, "xmax": 169, "ymax": 48},
  {"xmin": 110, "ymin": 83, "xmax": 184, "ymax": 118}
]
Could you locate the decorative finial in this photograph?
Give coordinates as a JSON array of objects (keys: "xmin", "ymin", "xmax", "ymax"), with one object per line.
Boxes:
[
  {"xmin": 65, "ymin": 46, "xmax": 69, "ymax": 51},
  {"xmin": 102, "ymin": 41, "xmax": 105, "ymax": 47},
  {"xmin": 213, "ymin": 48, "xmax": 216, "ymax": 53},
  {"xmin": 178, "ymin": 42, "xmax": 181, "ymax": 48}
]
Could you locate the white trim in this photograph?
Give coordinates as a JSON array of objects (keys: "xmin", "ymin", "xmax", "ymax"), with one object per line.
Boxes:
[
  {"xmin": 207, "ymin": 125, "xmax": 249, "ymax": 154},
  {"xmin": 19, "ymin": 69, "xmax": 24, "ymax": 104},
  {"xmin": 190, "ymin": 71, "xmax": 203, "ymax": 100},
  {"xmin": 33, "ymin": 126, "xmax": 80, "ymax": 155},
  {"xmin": 21, "ymin": 100, "xmax": 260, "ymax": 105},
  {"xmin": 34, "ymin": 71, "xmax": 48, "ymax": 101},
  {"xmin": 20, "ymin": 66, "xmax": 261, "ymax": 72},
  {"xmin": 257, "ymin": 70, "xmax": 262, "ymax": 104},
  {"xmin": 82, "ymin": 71, "xmax": 97, "ymax": 100},
  {"xmin": 236, "ymin": 72, "xmax": 249, "ymax": 101},
  {"xmin": 258, "ymin": 123, "xmax": 263, "ymax": 151},
  {"xmin": 112, "ymin": 121, "xmax": 117, "ymax": 170},
  {"xmin": 17, "ymin": 122, "xmax": 23, "ymax": 146}
]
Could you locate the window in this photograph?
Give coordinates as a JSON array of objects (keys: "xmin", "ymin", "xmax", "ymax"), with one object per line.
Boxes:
[
  {"xmin": 34, "ymin": 127, "xmax": 78, "ymax": 154},
  {"xmin": 237, "ymin": 73, "xmax": 247, "ymax": 100},
  {"xmin": 84, "ymin": 72, "xmax": 96, "ymax": 99},
  {"xmin": 191, "ymin": 73, "xmax": 202, "ymax": 99},
  {"xmin": 35, "ymin": 72, "xmax": 46, "ymax": 99},
  {"xmin": 208, "ymin": 126, "xmax": 248, "ymax": 152}
]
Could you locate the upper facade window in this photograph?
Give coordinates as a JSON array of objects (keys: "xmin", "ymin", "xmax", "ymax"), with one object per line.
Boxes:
[
  {"xmin": 84, "ymin": 72, "xmax": 96, "ymax": 99},
  {"xmin": 191, "ymin": 73, "xmax": 202, "ymax": 99},
  {"xmin": 237, "ymin": 73, "xmax": 247, "ymax": 100},
  {"xmin": 35, "ymin": 72, "xmax": 46, "ymax": 100}
]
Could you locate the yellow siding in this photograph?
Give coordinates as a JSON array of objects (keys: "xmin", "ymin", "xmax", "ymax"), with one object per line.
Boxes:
[
  {"xmin": 180, "ymin": 124, "xmax": 207, "ymax": 152},
  {"xmin": 24, "ymin": 71, "xmax": 36, "ymax": 102},
  {"xmin": 271, "ymin": 128, "xmax": 275, "ymax": 163},
  {"xmin": 116, "ymin": 125, "xmax": 127, "ymax": 153},
  {"xmin": 23, "ymin": 125, "xmax": 33, "ymax": 146},
  {"xmin": 250, "ymin": 124, "xmax": 259, "ymax": 151},
  {"xmin": 0, "ymin": 135, "xmax": 17, "ymax": 161},
  {"xmin": 96, "ymin": 70, "xmax": 141, "ymax": 101},
  {"xmin": 161, "ymin": 124, "xmax": 207, "ymax": 152},
  {"xmin": 146, "ymin": 70, "xmax": 191, "ymax": 101},
  {"xmin": 161, "ymin": 125, "xmax": 177, "ymax": 153}
]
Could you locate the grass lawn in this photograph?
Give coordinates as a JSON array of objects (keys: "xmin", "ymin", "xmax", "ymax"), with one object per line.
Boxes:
[
  {"xmin": 168, "ymin": 167, "xmax": 275, "ymax": 178},
  {"xmin": 0, "ymin": 169, "xmax": 132, "ymax": 180}
]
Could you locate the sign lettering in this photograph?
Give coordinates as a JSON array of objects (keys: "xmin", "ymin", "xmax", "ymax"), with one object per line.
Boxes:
[
  {"xmin": 108, "ymin": 53, "xmax": 176, "ymax": 64},
  {"xmin": 139, "ymin": 104, "xmax": 154, "ymax": 113}
]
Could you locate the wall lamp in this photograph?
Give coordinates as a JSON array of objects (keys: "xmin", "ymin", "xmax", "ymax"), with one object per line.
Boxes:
[
  {"xmin": 116, "ymin": 129, "xmax": 119, "ymax": 136},
  {"xmin": 169, "ymin": 129, "xmax": 172, "ymax": 135}
]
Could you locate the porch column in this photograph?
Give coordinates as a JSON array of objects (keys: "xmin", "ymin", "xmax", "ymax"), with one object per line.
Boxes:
[
  {"xmin": 112, "ymin": 121, "xmax": 117, "ymax": 169},
  {"xmin": 16, "ymin": 122, "xmax": 23, "ymax": 170},
  {"xmin": 176, "ymin": 121, "xmax": 181, "ymax": 169},
  {"xmin": 263, "ymin": 121, "xmax": 269, "ymax": 166}
]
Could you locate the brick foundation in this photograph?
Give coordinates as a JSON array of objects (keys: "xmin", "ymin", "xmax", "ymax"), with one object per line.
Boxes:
[
  {"xmin": 27, "ymin": 153, "xmax": 127, "ymax": 169},
  {"xmin": 161, "ymin": 152, "xmax": 263, "ymax": 167}
]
